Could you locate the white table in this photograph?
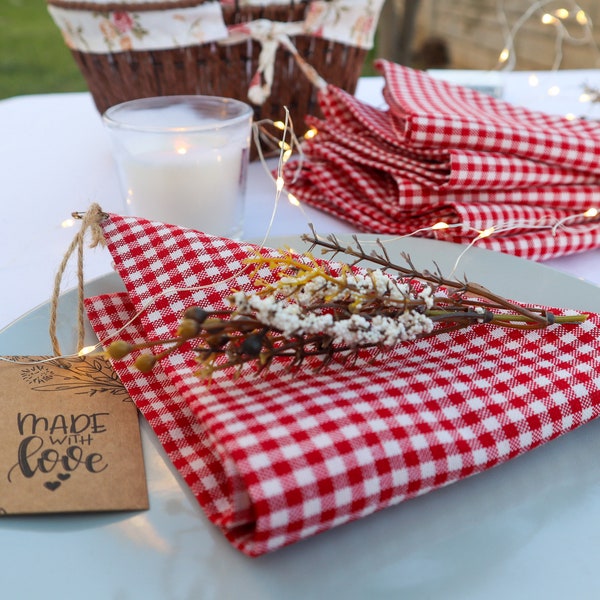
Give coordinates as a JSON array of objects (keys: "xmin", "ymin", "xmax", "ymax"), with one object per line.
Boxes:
[
  {"xmin": 0, "ymin": 91, "xmax": 350, "ymax": 330},
  {"xmin": 2, "ymin": 72, "xmax": 600, "ymax": 599},
  {"xmin": 2, "ymin": 71, "xmax": 600, "ymax": 330}
]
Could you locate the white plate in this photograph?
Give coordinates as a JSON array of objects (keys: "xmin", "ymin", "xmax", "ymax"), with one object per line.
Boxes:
[{"xmin": 2, "ymin": 235, "xmax": 600, "ymax": 600}]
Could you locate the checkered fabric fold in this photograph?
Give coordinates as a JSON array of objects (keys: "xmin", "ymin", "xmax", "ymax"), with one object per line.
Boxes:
[
  {"xmin": 85, "ymin": 213, "xmax": 600, "ymax": 556},
  {"xmin": 283, "ymin": 61, "xmax": 600, "ymax": 261},
  {"xmin": 378, "ymin": 61, "xmax": 600, "ymax": 172}
]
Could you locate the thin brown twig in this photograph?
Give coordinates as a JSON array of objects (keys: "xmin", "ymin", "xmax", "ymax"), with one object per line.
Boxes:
[{"xmin": 300, "ymin": 229, "xmax": 550, "ymax": 325}]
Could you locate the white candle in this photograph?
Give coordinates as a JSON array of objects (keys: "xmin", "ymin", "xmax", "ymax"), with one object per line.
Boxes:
[
  {"xmin": 103, "ymin": 96, "xmax": 253, "ymax": 239},
  {"xmin": 122, "ymin": 139, "xmax": 246, "ymax": 238}
]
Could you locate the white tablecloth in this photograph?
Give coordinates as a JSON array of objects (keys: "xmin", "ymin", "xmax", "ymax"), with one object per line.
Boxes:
[
  {"xmin": 2, "ymin": 70, "xmax": 600, "ymax": 599},
  {"xmin": 2, "ymin": 71, "xmax": 600, "ymax": 330}
]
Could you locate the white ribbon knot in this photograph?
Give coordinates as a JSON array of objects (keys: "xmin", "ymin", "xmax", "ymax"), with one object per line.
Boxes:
[{"xmin": 224, "ymin": 18, "xmax": 327, "ymax": 105}]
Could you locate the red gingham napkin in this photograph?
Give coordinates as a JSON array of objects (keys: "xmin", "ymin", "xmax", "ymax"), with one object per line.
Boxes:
[
  {"xmin": 316, "ymin": 86, "xmax": 600, "ymax": 190},
  {"xmin": 85, "ymin": 213, "xmax": 600, "ymax": 556},
  {"xmin": 285, "ymin": 145, "xmax": 600, "ymax": 261},
  {"xmin": 378, "ymin": 60, "xmax": 600, "ymax": 172},
  {"xmin": 283, "ymin": 61, "xmax": 600, "ymax": 261}
]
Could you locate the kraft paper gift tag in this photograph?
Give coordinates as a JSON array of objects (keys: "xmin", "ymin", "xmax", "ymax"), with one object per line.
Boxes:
[{"xmin": 0, "ymin": 356, "xmax": 148, "ymax": 515}]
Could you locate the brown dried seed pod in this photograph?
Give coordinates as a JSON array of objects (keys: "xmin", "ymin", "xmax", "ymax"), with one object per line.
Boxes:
[
  {"xmin": 240, "ymin": 333, "xmax": 264, "ymax": 356},
  {"xmin": 184, "ymin": 306, "xmax": 209, "ymax": 324},
  {"xmin": 176, "ymin": 318, "xmax": 201, "ymax": 339},
  {"xmin": 106, "ymin": 340, "xmax": 132, "ymax": 360},
  {"xmin": 134, "ymin": 353, "xmax": 157, "ymax": 373}
]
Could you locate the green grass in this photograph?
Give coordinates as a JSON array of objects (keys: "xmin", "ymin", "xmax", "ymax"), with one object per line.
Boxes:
[{"xmin": 0, "ymin": 0, "xmax": 87, "ymax": 99}]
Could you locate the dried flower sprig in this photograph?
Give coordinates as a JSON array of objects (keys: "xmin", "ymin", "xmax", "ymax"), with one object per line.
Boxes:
[
  {"xmin": 105, "ymin": 236, "xmax": 587, "ymax": 380},
  {"xmin": 300, "ymin": 227, "xmax": 568, "ymax": 328}
]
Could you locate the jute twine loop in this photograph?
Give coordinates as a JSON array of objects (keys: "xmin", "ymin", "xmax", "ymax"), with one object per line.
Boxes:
[{"xmin": 49, "ymin": 203, "xmax": 107, "ymax": 356}]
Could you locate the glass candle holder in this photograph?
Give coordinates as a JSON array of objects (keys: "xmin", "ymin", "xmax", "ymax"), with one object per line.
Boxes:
[{"xmin": 103, "ymin": 95, "xmax": 253, "ymax": 239}]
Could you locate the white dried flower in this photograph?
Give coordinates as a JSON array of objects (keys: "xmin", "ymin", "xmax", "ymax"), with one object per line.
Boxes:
[
  {"xmin": 418, "ymin": 285, "xmax": 435, "ymax": 309},
  {"xmin": 277, "ymin": 268, "xmax": 415, "ymax": 309},
  {"xmin": 230, "ymin": 288, "xmax": 434, "ymax": 348}
]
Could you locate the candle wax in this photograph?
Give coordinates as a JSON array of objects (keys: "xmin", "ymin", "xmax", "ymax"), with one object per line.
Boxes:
[{"xmin": 121, "ymin": 142, "xmax": 245, "ymax": 238}]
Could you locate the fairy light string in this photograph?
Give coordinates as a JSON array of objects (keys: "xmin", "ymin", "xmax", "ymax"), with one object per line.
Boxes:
[
  {"xmin": 496, "ymin": 0, "xmax": 600, "ymax": 71},
  {"xmin": 4, "ymin": 4, "xmax": 600, "ymax": 369},
  {"xmin": 3, "ymin": 101, "xmax": 600, "ymax": 368},
  {"xmin": 492, "ymin": 1, "xmax": 600, "ymax": 120},
  {"xmin": 56, "ymin": 136, "xmax": 600, "ymax": 355},
  {"xmin": 265, "ymin": 119, "xmax": 600, "ymax": 261}
]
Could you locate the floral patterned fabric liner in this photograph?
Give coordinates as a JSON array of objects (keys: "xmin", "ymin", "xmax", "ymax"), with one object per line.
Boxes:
[{"xmin": 47, "ymin": 0, "xmax": 383, "ymax": 54}]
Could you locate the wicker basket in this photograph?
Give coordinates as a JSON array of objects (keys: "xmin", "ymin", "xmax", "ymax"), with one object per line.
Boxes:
[{"xmin": 47, "ymin": 0, "xmax": 382, "ymax": 138}]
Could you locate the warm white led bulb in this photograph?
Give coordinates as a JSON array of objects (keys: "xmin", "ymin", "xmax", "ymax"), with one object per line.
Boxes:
[
  {"xmin": 431, "ymin": 221, "xmax": 449, "ymax": 230},
  {"xmin": 78, "ymin": 345, "xmax": 97, "ymax": 356},
  {"xmin": 478, "ymin": 227, "xmax": 495, "ymax": 239},
  {"xmin": 576, "ymin": 10, "xmax": 588, "ymax": 25}
]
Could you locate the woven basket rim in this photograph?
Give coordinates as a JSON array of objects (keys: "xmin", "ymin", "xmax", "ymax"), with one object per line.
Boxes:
[{"xmin": 47, "ymin": 0, "xmax": 308, "ymax": 10}]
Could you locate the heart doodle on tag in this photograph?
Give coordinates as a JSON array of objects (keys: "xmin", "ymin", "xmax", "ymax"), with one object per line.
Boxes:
[
  {"xmin": 57, "ymin": 473, "xmax": 70, "ymax": 481},
  {"xmin": 44, "ymin": 481, "xmax": 61, "ymax": 492}
]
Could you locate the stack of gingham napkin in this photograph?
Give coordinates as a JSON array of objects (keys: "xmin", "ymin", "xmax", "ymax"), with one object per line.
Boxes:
[{"xmin": 283, "ymin": 61, "xmax": 600, "ymax": 261}]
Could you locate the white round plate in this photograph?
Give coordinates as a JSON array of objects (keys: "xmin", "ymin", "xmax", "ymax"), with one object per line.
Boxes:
[{"xmin": 1, "ymin": 235, "xmax": 600, "ymax": 600}]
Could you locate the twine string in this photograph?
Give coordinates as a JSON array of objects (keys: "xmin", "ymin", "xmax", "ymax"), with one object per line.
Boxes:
[{"xmin": 49, "ymin": 203, "xmax": 106, "ymax": 356}]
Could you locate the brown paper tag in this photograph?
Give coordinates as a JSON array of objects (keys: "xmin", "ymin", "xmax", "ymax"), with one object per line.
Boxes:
[{"xmin": 0, "ymin": 356, "xmax": 148, "ymax": 515}]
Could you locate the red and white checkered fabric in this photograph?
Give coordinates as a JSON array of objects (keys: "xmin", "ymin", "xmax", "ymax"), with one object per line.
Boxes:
[
  {"xmin": 85, "ymin": 213, "xmax": 600, "ymax": 556},
  {"xmin": 284, "ymin": 149, "xmax": 600, "ymax": 261},
  {"xmin": 378, "ymin": 61, "xmax": 600, "ymax": 172},
  {"xmin": 317, "ymin": 87, "xmax": 600, "ymax": 190},
  {"xmin": 283, "ymin": 62, "xmax": 600, "ymax": 261}
]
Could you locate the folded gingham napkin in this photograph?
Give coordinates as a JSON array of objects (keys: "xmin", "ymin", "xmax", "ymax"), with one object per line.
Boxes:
[
  {"xmin": 85, "ymin": 213, "xmax": 600, "ymax": 556},
  {"xmin": 283, "ymin": 61, "xmax": 600, "ymax": 261},
  {"xmin": 377, "ymin": 60, "xmax": 600, "ymax": 170},
  {"xmin": 317, "ymin": 83, "xmax": 600, "ymax": 190}
]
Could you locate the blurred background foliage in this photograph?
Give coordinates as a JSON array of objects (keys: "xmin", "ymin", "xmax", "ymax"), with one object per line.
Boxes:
[{"xmin": 0, "ymin": 0, "xmax": 86, "ymax": 99}]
